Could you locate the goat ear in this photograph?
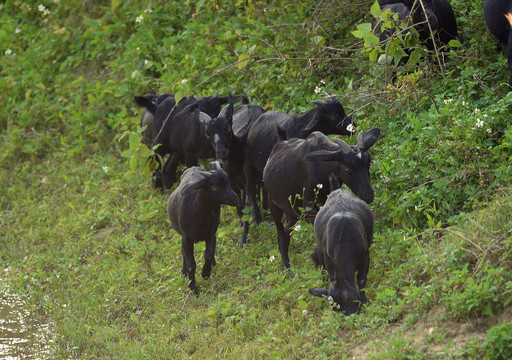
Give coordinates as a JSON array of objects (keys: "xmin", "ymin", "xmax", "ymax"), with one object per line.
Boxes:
[
  {"xmin": 308, "ymin": 288, "xmax": 330, "ymax": 299},
  {"xmin": 275, "ymin": 125, "xmax": 287, "ymax": 142},
  {"xmin": 134, "ymin": 95, "xmax": 158, "ymax": 113},
  {"xmin": 303, "ymin": 117, "xmax": 318, "ymax": 132},
  {"xmin": 312, "ymin": 99, "xmax": 327, "ymax": 106},
  {"xmin": 181, "ymin": 173, "xmax": 209, "ymax": 195},
  {"xmin": 218, "ymin": 97, "xmax": 233, "ymax": 120},
  {"xmin": 360, "ymin": 128, "xmax": 381, "ymax": 151},
  {"xmin": 305, "ymin": 150, "xmax": 344, "ymax": 163},
  {"xmin": 328, "ymin": 174, "xmax": 340, "ymax": 193},
  {"xmin": 197, "ymin": 111, "xmax": 211, "ymax": 125}
]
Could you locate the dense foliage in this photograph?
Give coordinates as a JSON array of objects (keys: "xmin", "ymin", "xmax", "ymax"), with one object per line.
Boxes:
[{"xmin": 1, "ymin": 0, "xmax": 511, "ymax": 358}]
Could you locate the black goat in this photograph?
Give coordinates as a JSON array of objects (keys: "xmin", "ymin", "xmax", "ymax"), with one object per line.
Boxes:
[
  {"xmin": 134, "ymin": 92, "xmax": 174, "ymax": 149},
  {"xmin": 376, "ymin": 0, "xmax": 458, "ymax": 57},
  {"xmin": 167, "ymin": 161, "xmax": 238, "ymax": 293},
  {"xmin": 309, "ymin": 175, "xmax": 374, "ymax": 315},
  {"xmin": 262, "ymin": 129, "xmax": 380, "ymax": 269},
  {"xmin": 244, "ymin": 96, "xmax": 356, "ymax": 226},
  {"xmin": 484, "ymin": 0, "xmax": 512, "ymax": 88},
  {"xmin": 150, "ymin": 93, "xmax": 248, "ymax": 189},
  {"xmin": 134, "ymin": 92, "xmax": 174, "ymax": 188},
  {"xmin": 202, "ymin": 97, "xmax": 265, "ymax": 246}
]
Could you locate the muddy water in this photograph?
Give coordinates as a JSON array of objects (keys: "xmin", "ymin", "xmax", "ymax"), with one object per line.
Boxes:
[{"xmin": 0, "ymin": 291, "xmax": 53, "ymax": 359}]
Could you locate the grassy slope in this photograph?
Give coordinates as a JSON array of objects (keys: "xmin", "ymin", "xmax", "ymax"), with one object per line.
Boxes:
[{"xmin": 1, "ymin": 0, "xmax": 512, "ymax": 359}]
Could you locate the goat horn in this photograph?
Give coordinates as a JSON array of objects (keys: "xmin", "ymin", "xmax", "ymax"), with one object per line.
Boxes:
[
  {"xmin": 333, "ymin": 138, "xmax": 353, "ymax": 154},
  {"xmin": 357, "ymin": 131, "xmax": 365, "ymax": 149}
]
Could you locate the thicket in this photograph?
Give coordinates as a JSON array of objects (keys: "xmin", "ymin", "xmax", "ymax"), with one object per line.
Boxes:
[{"xmin": 1, "ymin": 0, "xmax": 511, "ymax": 358}]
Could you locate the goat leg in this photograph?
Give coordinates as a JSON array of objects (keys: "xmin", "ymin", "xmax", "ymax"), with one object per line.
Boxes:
[
  {"xmin": 182, "ymin": 237, "xmax": 197, "ymax": 291},
  {"xmin": 202, "ymin": 235, "xmax": 216, "ymax": 279}
]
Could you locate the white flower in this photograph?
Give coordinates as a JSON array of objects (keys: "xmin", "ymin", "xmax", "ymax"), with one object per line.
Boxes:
[
  {"xmin": 5, "ymin": 49, "xmax": 12, "ymax": 55},
  {"xmin": 102, "ymin": 166, "xmax": 109, "ymax": 173},
  {"xmin": 346, "ymin": 123, "xmax": 356, "ymax": 133},
  {"xmin": 483, "ymin": 114, "xmax": 488, "ymax": 118},
  {"xmin": 316, "ymin": 183, "xmax": 323, "ymax": 189},
  {"xmin": 462, "ymin": 101, "xmax": 466, "ymax": 106},
  {"xmin": 487, "ymin": 128, "xmax": 492, "ymax": 134},
  {"xmin": 428, "ymin": 327, "xmax": 434, "ymax": 334},
  {"xmin": 269, "ymin": 256, "xmax": 275, "ymax": 262},
  {"xmin": 320, "ymin": 79, "xmax": 326, "ymax": 85},
  {"xmin": 476, "ymin": 119, "xmax": 484, "ymax": 128},
  {"xmin": 144, "ymin": 8, "xmax": 153, "ymax": 13},
  {"xmin": 38, "ymin": 4, "xmax": 46, "ymax": 12},
  {"xmin": 314, "ymin": 86, "xmax": 321, "ymax": 94},
  {"xmin": 293, "ymin": 224, "xmax": 301, "ymax": 231},
  {"xmin": 15, "ymin": 28, "xmax": 21, "ymax": 34},
  {"xmin": 302, "ymin": 309, "xmax": 308, "ymax": 315},
  {"xmin": 327, "ymin": 296, "xmax": 334, "ymax": 303},
  {"xmin": 136, "ymin": 15, "xmax": 143, "ymax": 23},
  {"xmin": 443, "ymin": 98, "xmax": 452, "ymax": 104},
  {"xmin": 474, "ymin": 108, "xmax": 480, "ymax": 114},
  {"xmin": 136, "ymin": 47, "xmax": 140, "ymax": 51}
]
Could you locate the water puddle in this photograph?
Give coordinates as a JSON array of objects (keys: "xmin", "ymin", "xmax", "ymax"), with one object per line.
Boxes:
[{"xmin": 0, "ymin": 290, "xmax": 54, "ymax": 359}]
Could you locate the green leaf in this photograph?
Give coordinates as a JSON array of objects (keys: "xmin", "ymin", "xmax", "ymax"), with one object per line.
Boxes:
[
  {"xmin": 448, "ymin": 39, "xmax": 462, "ymax": 48},
  {"xmin": 238, "ymin": 53, "xmax": 250, "ymax": 69},
  {"xmin": 111, "ymin": 0, "xmax": 120, "ymax": 11},
  {"xmin": 364, "ymin": 33, "xmax": 380, "ymax": 47},
  {"xmin": 352, "ymin": 23, "xmax": 372, "ymax": 39},
  {"xmin": 174, "ymin": 90, "xmax": 183, "ymax": 106},
  {"xmin": 351, "ymin": 30, "xmax": 365, "ymax": 39},
  {"xmin": 313, "ymin": 35, "xmax": 325, "ymax": 46},
  {"xmin": 370, "ymin": 0, "xmax": 381, "ymax": 18},
  {"xmin": 407, "ymin": 49, "xmax": 422, "ymax": 67}
]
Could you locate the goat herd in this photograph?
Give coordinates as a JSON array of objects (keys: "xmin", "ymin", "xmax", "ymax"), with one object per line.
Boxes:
[{"xmin": 133, "ymin": 0, "xmax": 512, "ymax": 315}]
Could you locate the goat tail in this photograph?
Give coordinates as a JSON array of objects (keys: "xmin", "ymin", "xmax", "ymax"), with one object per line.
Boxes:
[{"xmin": 506, "ymin": 13, "xmax": 512, "ymax": 28}]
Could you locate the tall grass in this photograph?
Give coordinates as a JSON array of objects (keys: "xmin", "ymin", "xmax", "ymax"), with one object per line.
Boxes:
[{"xmin": 1, "ymin": 0, "xmax": 511, "ymax": 358}]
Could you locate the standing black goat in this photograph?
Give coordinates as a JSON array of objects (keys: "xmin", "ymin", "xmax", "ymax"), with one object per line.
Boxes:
[
  {"xmin": 308, "ymin": 175, "xmax": 374, "ymax": 315},
  {"xmin": 167, "ymin": 161, "xmax": 238, "ymax": 293},
  {"xmin": 262, "ymin": 129, "xmax": 380, "ymax": 269},
  {"xmin": 376, "ymin": 0, "xmax": 458, "ymax": 61},
  {"xmin": 201, "ymin": 96, "xmax": 265, "ymax": 246},
  {"xmin": 244, "ymin": 96, "xmax": 356, "ymax": 226},
  {"xmin": 484, "ymin": 0, "xmax": 512, "ymax": 88}
]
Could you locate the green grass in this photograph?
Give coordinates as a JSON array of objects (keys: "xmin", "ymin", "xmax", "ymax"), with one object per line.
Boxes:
[{"xmin": 1, "ymin": 0, "xmax": 512, "ymax": 358}]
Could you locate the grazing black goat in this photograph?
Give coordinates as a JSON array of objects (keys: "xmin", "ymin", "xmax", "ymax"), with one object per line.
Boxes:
[
  {"xmin": 167, "ymin": 161, "xmax": 238, "ymax": 293},
  {"xmin": 134, "ymin": 92, "xmax": 174, "ymax": 149},
  {"xmin": 376, "ymin": 0, "xmax": 458, "ymax": 57},
  {"xmin": 309, "ymin": 175, "xmax": 374, "ymax": 315},
  {"xmin": 202, "ymin": 96, "xmax": 265, "ymax": 246},
  {"xmin": 134, "ymin": 92, "xmax": 174, "ymax": 188},
  {"xmin": 262, "ymin": 129, "xmax": 380, "ymax": 269},
  {"xmin": 244, "ymin": 96, "xmax": 355, "ymax": 226},
  {"xmin": 484, "ymin": 0, "xmax": 512, "ymax": 88}
]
